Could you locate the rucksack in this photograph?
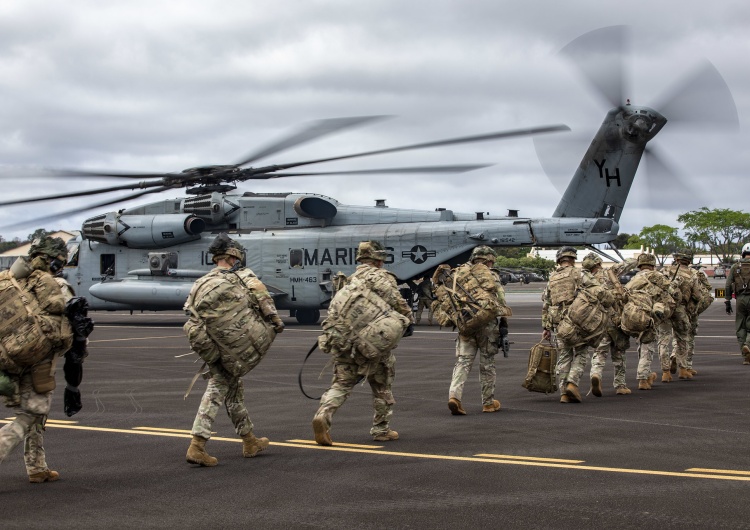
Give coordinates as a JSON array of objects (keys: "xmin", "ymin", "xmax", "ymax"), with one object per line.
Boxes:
[
  {"xmin": 522, "ymin": 341, "xmax": 558, "ymax": 394},
  {"xmin": 318, "ymin": 270, "xmax": 410, "ymax": 361},
  {"xmin": 0, "ymin": 266, "xmax": 73, "ymax": 374},
  {"xmin": 184, "ymin": 268, "xmax": 276, "ymax": 378},
  {"xmin": 431, "ymin": 262, "xmax": 501, "ymax": 334}
]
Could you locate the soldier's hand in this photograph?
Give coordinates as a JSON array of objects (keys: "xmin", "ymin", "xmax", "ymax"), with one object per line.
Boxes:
[
  {"xmin": 542, "ymin": 329, "xmax": 551, "ymax": 341},
  {"xmin": 64, "ymin": 386, "xmax": 82, "ymax": 417},
  {"xmin": 272, "ymin": 316, "xmax": 285, "ymax": 333},
  {"xmin": 403, "ymin": 324, "xmax": 415, "ymax": 337},
  {"xmin": 726, "ymin": 300, "xmax": 733, "ymax": 315}
]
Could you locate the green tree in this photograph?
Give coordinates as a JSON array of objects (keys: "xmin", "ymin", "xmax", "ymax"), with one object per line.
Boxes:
[
  {"xmin": 495, "ymin": 247, "xmax": 532, "ymax": 259},
  {"xmin": 677, "ymin": 207, "xmax": 750, "ymax": 264},
  {"xmin": 611, "ymin": 232, "xmax": 631, "ymax": 249},
  {"xmin": 627, "ymin": 224, "xmax": 685, "ymax": 265},
  {"xmin": 26, "ymin": 228, "xmax": 50, "ymax": 243}
]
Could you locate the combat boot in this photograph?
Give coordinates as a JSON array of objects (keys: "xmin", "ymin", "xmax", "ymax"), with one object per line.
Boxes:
[
  {"xmin": 373, "ymin": 429, "xmax": 399, "ymax": 442},
  {"xmin": 448, "ymin": 397, "xmax": 467, "ymax": 415},
  {"xmin": 312, "ymin": 416, "xmax": 333, "ymax": 446},
  {"xmin": 28, "ymin": 469, "xmax": 59, "ymax": 483},
  {"xmin": 560, "ymin": 394, "xmax": 570, "ymax": 403},
  {"xmin": 638, "ymin": 379, "xmax": 651, "ymax": 390},
  {"xmin": 670, "ymin": 357, "xmax": 677, "ymax": 374},
  {"xmin": 648, "ymin": 372, "xmax": 657, "ymax": 386},
  {"xmin": 564, "ymin": 382, "xmax": 582, "ymax": 403},
  {"xmin": 688, "ymin": 368, "xmax": 698, "ymax": 376},
  {"xmin": 186, "ymin": 435, "xmax": 218, "ymax": 467},
  {"xmin": 662, "ymin": 370, "xmax": 672, "ymax": 383},
  {"xmin": 615, "ymin": 385, "xmax": 632, "ymax": 395},
  {"xmin": 590, "ymin": 375, "xmax": 603, "ymax": 397},
  {"xmin": 241, "ymin": 432, "xmax": 270, "ymax": 457},
  {"xmin": 482, "ymin": 399, "xmax": 501, "ymax": 413},
  {"xmin": 742, "ymin": 345, "xmax": 750, "ymax": 364},
  {"xmin": 678, "ymin": 367, "xmax": 693, "ymax": 380}
]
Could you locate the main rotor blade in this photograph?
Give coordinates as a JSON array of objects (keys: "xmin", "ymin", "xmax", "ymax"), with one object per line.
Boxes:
[
  {"xmin": 0, "ymin": 180, "xmax": 167, "ymax": 207},
  {"xmin": 247, "ymin": 164, "xmax": 493, "ymax": 179},
  {"xmin": 642, "ymin": 146, "xmax": 701, "ymax": 207},
  {"xmin": 51, "ymin": 169, "xmax": 176, "ymax": 179},
  {"xmin": 234, "ymin": 115, "xmax": 391, "ymax": 167},
  {"xmin": 245, "ymin": 125, "xmax": 570, "ymax": 175},
  {"xmin": 652, "ymin": 60, "xmax": 739, "ymax": 130},
  {"xmin": 0, "ymin": 186, "xmax": 172, "ymax": 231},
  {"xmin": 559, "ymin": 25, "xmax": 630, "ymax": 109}
]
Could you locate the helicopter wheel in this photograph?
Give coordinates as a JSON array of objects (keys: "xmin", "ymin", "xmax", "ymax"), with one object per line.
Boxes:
[{"xmin": 295, "ymin": 309, "xmax": 321, "ymax": 325}]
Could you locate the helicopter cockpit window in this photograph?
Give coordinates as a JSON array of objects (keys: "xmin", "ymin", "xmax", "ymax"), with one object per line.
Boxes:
[
  {"xmin": 100, "ymin": 254, "xmax": 115, "ymax": 276},
  {"xmin": 66, "ymin": 242, "xmax": 80, "ymax": 267},
  {"xmin": 289, "ymin": 249, "xmax": 304, "ymax": 269}
]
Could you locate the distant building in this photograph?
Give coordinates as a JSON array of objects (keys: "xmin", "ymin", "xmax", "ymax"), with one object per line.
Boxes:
[{"xmin": 0, "ymin": 230, "xmax": 77, "ymax": 270}]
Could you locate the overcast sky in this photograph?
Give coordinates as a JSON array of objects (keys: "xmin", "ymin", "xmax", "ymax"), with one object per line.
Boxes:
[{"xmin": 1, "ymin": 0, "xmax": 748, "ymax": 241}]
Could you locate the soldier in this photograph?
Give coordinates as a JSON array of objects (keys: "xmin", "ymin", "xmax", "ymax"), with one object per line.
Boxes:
[
  {"xmin": 542, "ymin": 247, "xmax": 613, "ymax": 403},
  {"xmin": 0, "ymin": 236, "xmax": 85, "ymax": 483},
  {"xmin": 415, "ymin": 275, "xmax": 434, "ymax": 326},
  {"xmin": 331, "ymin": 271, "xmax": 348, "ymax": 295},
  {"xmin": 586, "ymin": 253, "xmax": 636, "ymax": 396},
  {"xmin": 725, "ymin": 243, "xmax": 750, "ymax": 364},
  {"xmin": 657, "ymin": 249, "xmax": 703, "ymax": 382},
  {"xmin": 447, "ymin": 246, "xmax": 509, "ymax": 415},
  {"xmin": 312, "ymin": 241, "xmax": 413, "ymax": 445},
  {"xmin": 683, "ymin": 268, "xmax": 712, "ymax": 374},
  {"xmin": 626, "ymin": 253, "xmax": 677, "ymax": 390},
  {"xmin": 185, "ymin": 234, "xmax": 284, "ymax": 467}
]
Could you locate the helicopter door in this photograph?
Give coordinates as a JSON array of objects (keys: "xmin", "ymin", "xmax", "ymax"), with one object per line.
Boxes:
[{"xmin": 100, "ymin": 253, "xmax": 115, "ymax": 279}]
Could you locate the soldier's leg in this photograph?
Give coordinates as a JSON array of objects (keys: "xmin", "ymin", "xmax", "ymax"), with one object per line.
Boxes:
[
  {"xmin": 427, "ymin": 299, "xmax": 433, "ymax": 325},
  {"xmin": 191, "ymin": 376, "xmax": 229, "ymax": 440},
  {"xmin": 368, "ymin": 355, "xmax": 396, "ymax": 437},
  {"xmin": 736, "ymin": 295, "xmax": 750, "ymax": 359},
  {"xmin": 415, "ymin": 299, "xmax": 425, "ymax": 324},
  {"xmin": 0, "ymin": 412, "xmax": 37, "ymax": 464},
  {"xmin": 24, "ymin": 422, "xmax": 48, "ymax": 476},
  {"xmin": 313, "ymin": 361, "xmax": 358, "ymax": 430},
  {"xmin": 567, "ymin": 345, "xmax": 589, "ymax": 389},
  {"xmin": 671, "ymin": 307, "xmax": 691, "ymax": 372},
  {"xmin": 223, "ymin": 377, "xmax": 254, "ymax": 437},
  {"xmin": 590, "ymin": 335, "xmax": 609, "ymax": 383},
  {"xmin": 636, "ymin": 340, "xmax": 655, "ymax": 379},
  {"xmin": 611, "ymin": 346, "xmax": 627, "ymax": 389},
  {"xmin": 449, "ymin": 335, "xmax": 478, "ymax": 402},
  {"xmin": 478, "ymin": 339, "xmax": 498, "ymax": 407},
  {"xmin": 657, "ymin": 320, "xmax": 673, "ymax": 373},
  {"xmin": 555, "ymin": 339, "xmax": 574, "ymax": 394},
  {"xmin": 685, "ymin": 318, "xmax": 698, "ymax": 371}
]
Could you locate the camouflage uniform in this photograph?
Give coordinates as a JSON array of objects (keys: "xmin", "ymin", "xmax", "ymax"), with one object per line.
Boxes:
[
  {"xmin": 313, "ymin": 242, "xmax": 412, "ymax": 442},
  {"xmin": 186, "ymin": 234, "xmax": 283, "ymax": 465},
  {"xmin": 726, "ymin": 255, "xmax": 750, "ymax": 362},
  {"xmin": 542, "ymin": 247, "xmax": 612, "ymax": 402},
  {"xmin": 589, "ymin": 257, "xmax": 636, "ymax": 392},
  {"xmin": 448, "ymin": 252, "xmax": 508, "ymax": 411},
  {"xmin": 682, "ymin": 270, "xmax": 711, "ymax": 371},
  {"xmin": 415, "ymin": 278, "xmax": 434, "ymax": 325},
  {"xmin": 0, "ymin": 237, "xmax": 72, "ymax": 483},
  {"xmin": 657, "ymin": 254, "xmax": 702, "ymax": 381}
]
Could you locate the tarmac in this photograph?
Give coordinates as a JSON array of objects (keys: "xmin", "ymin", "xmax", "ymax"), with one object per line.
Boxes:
[{"xmin": 2, "ymin": 279, "xmax": 750, "ymax": 529}]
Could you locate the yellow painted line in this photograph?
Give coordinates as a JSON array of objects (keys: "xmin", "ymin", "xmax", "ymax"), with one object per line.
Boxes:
[
  {"xmin": 46, "ymin": 419, "xmax": 80, "ymax": 425},
  {"xmin": 133, "ymin": 426, "xmax": 215, "ymax": 435},
  {"xmin": 476, "ymin": 453, "xmax": 584, "ymax": 464},
  {"xmin": 286, "ymin": 439, "xmax": 384, "ymax": 449},
  {"xmin": 1, "ymin": 420, "xmax": 749, "ymax": 482},
  {"xmin": 687, "ymin": 468, "xmax": 750, "ymax": 476}
]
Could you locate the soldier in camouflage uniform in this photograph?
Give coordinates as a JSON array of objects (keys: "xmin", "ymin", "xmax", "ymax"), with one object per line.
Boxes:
[
  {"xmin": 414, "ymin": 275, "xmax": 434, "ymax": 325},
  {"xmin": 185, "ymin": 234, "xmax": 284, "ymax": 467},
  {"xmin": 0, "ymin": 236, "xmax": 76, "ymax": 483},
  {"xmin": 682, "ymin": 268, "xmax": 712, "ymax": 374},
  {"xmin": 657, "ymin": 250, "xmax": 703, "ymax": 383},
  {"xmin": 542, "ymin": 247, "xmax": 613, "ymax": 403},
  {"xmin": 726, "ymin": 243, "xmax": 750, "ymax": 364},
  {"xmin": 586, "ymin": 253, "xmax": 636, "ymax": 396},
  {"xmin": 312, "ymin": 241, "xmax": 413, "ymax": 445},
  {"xmin": 448, "ymin": 246, "xmax": 509, "ymax": 415}
]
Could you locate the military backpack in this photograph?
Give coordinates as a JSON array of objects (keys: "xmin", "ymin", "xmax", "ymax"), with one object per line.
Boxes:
[{"xmin": 522, "ymin": 340, "xmax": 558, "ymax": 394}]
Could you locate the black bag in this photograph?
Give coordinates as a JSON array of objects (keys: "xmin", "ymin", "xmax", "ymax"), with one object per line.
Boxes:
[{"xmin": 522, "ymin": 341, "xmax": 558, "ymax": 394}]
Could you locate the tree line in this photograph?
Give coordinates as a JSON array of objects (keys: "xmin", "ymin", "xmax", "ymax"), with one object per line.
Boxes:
[{"xmin": 0, "ymin": 228, "xmax": 53, "ymax": 253}]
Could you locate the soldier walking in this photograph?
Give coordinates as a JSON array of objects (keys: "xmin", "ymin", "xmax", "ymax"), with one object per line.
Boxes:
[
  {"xmin": 725, "ymin": 243, "xmax": 750, "ymax": 364},
  {"xmin": 415, "ymin": 275, "xmax": 434, "ymax": 326}
]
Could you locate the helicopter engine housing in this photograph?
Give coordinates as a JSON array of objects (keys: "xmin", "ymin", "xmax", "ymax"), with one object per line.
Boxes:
[{"xmin": 82, "ymin": 213, "xmax": 205, "ymax": 249}]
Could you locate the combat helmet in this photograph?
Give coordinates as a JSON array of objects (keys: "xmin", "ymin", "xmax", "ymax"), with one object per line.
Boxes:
[
  {"xmin": 637, "ymin": 253, "xmax": 657, "ymax": 268},
  {"xmin": 470, "ymin": 245, "xmax": 497, "ymax": 263},
  {"xmin": 555, "ymin": 246, "xmax": 577, "ymax": 264},
  {"xmin": 672, "ymin": 248, "xmax": 693, "ymax": 264},
  {"xmin": 581, "ymin": 252, "xmax": 602, "ymax": 271},
  {"xmin": 208, "ymin": 233, "xmax": 244, "ymax": 263},
  {"xmin": 29, "ymin": 236, "xmax": 68, "ymax": 261},
  {"xmin": 356, "ymin": 240, "xmax": 387, "ymax": 262},
  {"xmin": 742, "ymin": 242, "xmax": 750, "ymax": 258}
]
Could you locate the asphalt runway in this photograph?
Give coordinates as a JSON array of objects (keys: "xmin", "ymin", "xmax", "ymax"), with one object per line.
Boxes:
[{"xmin": 2, "ymin": 280, "xmax": 750, "ymax": 529}]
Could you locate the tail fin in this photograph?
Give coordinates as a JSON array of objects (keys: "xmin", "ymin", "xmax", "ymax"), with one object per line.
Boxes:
[{"xmin": 552, "ymin": 105, "xmax": 666, "ymax": 222}]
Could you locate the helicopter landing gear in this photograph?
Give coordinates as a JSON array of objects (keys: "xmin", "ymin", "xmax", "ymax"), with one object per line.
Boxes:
[{"xmin": 295, "ymin": 309, "xmax": 320, "ymax": 325}]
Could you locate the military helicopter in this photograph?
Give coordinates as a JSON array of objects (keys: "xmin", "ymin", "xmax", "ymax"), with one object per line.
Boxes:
[{"xmin": 2, "ymin": 27, "xmax": 737, "ymax": 324}]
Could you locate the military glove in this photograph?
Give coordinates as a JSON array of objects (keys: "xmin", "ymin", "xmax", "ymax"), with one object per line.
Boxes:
[
  {"xmin": 271, "ymin": 316, "xmax": 285, "ymax": 333},
  {"xmin": 403, "ymin": 324, "xmax": 415, "ymax": 337},
  {"xmin": 726, "ymin": 300, "xmax": 733, "ymax": 315},
  {"xmin": 64, "ymin": 385, "xmax": 82, "ymax": 417}
]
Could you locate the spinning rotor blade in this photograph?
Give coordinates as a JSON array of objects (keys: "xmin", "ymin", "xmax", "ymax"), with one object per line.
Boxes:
[
  {"xmin": 560, "ymin": 25, "xmax": 629, "ymax": 109},
  {"xmin": 234, "ymin": 115, "xmax": 390, "ymax": 167},
  {"xmin": 244, "ymin": 124, "xmax": 570, "ymax": 176},
  {"xmin": 0, "ymin": 180, "xmax": 167, "ymax": 207},
  {"xmin": 244, "ymin": 164, "xmax": 493, "ymax": 179},
  {"xmin": 642, "ymin": 146, "xmax": 701, "ymax": 207},
  {"xmin": 653, "ymin": 60, "xmax": 739, "ymax": 130},
  {"xmin": 51, "ymin": 169, "xmax": 176, "ymax": 179},
  {"xmin": 0, "ymin": 186, "xmax": 172, "ymax": 231}
]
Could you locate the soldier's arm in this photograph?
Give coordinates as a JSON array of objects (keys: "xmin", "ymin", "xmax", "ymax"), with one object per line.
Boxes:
[
  {"xmin": 243, "ymin": 275, "xmax": 285, "ymax": 331},
  {"xmin": 376, "ymin": 271, "xmax": 413, "ymax": 318},
  {"xmin": 611, "ymin": 258, "xmax": 638, "ymax": 277},
  {"xmin": 725, "ymin": 265, "xmax": 735, "ymax": 300},
  {"xmin": 28, "ymin": 271, "xmax": 67, "ymax": 315}
]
